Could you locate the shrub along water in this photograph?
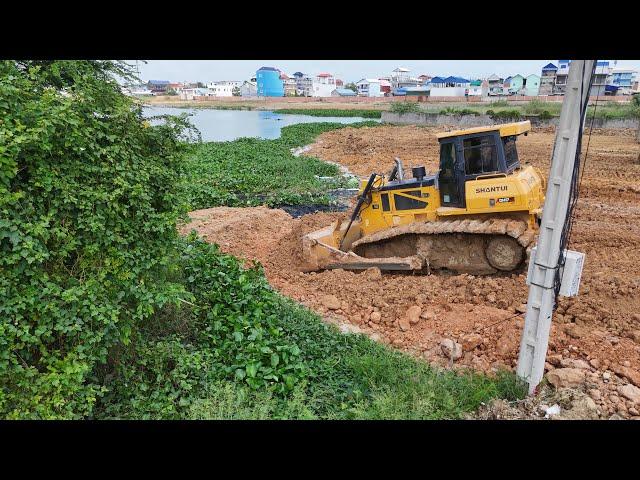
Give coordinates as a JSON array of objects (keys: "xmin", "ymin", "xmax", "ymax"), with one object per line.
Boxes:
[
  {"xmin": 183, "ymin": 122, "xmax": 377, "ymax": 210},
  {"xmin": 273, "ymin": 108, "xmax": 382, "ymax": 119}
]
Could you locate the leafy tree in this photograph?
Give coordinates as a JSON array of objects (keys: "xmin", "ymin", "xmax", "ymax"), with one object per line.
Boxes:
[
  {"xmin": 0, "ymin": 60, "xmax": 194, "ymax": 418},
  {"xmin": 345, "ymin": 82, "xmax": 358, "ymax": 93},
  {"xmin": 196, "ymin": 82, "xmax": 206, "ymax": 88}
]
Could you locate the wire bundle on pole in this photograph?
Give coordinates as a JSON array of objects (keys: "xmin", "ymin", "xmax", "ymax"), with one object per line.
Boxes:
[{"xmin": 552, "ymin": 61, "xmax": 598, "ymax": 309}]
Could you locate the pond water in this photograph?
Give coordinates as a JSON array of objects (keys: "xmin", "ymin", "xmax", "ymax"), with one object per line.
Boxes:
[{"xmin": 143, "ymin": 106, "xmax": 379, "ymax": 142}]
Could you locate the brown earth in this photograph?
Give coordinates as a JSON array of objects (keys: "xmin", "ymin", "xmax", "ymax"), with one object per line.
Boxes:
[{"xmin": 181, "ymin": 124, "xmax": 640, "ymax": 419}]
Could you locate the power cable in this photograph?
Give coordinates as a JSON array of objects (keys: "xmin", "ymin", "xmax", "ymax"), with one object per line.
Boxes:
[{"xmin": 551, "ymin": 60, "xmax": 597, "ymax": 308}]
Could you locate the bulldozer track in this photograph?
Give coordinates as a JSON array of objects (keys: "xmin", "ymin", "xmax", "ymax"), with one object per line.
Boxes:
[
  {"xmin": 352, "ymin": 217, "xmax": 537, "ymax": 250},
  {"xmin": 349, "ymin": 217, "xmax": 538, "ymax": 275}
]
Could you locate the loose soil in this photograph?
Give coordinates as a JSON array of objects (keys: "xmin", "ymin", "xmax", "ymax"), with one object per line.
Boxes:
[{"xmin": 181, "ymin": 124, "xmax": 640, "ymax": 419}]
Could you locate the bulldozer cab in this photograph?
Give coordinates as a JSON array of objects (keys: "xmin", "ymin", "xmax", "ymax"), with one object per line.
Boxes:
[{"xmin": 436, "ymin": 121, "xmax": 530, "ymax": 208}]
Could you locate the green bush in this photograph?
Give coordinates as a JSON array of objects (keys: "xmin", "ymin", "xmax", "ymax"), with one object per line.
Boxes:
[
  {"xmin": 390, "ymin": 101, "xmax": 422, "ymax": 114},
  {"xmin": 538, "ymin": 110, "xmax": 553, "ymax": 120},
  {"xmin": 439, "ymin": 107, "xmax": 479, "ymax": 116},
  {"xmin": 0, "ymin": 60, "xmax": 193, "ymax": 419},
  {"xmin": 273, "ymin": 109, "xmax": 381, "ymax": 119},
  {"xmin": 183, "ymin": 122, "xmax": 377, "ymax": 210},
  {"xmin": 488, "ymin": 109, "xmax": 523, "ymax": 120}
]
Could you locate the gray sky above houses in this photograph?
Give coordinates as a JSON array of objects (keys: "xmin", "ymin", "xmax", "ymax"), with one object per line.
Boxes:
[{"xmin": 130, "ymin": 60, "xmax": 640, "ymax": 83}]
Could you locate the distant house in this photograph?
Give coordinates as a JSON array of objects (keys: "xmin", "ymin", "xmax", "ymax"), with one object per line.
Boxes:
[
  {"xmin": 539, "ymin": 63, "xmax": 557, "ymax": 95},
  {"xmin": 206, "ymin": 80, "xmax": 242, "ymax": 97},
  {"xmin": 279, "ymin": 73, "xmax": 297, "ymax": 96},
  {"xmin": 147, "ymin": 80, "xmax": 170, "ymax": 94},
  {"xmin": 418, "ymin": 74, "xmax": 432, "ymax": 84},
  {"xmin": 427, "ymin": 76, "xmax": 470, "ymax": 97},
  {"xmin": 591, "ymin": 61, "xmax": 612, "ymax": 97},
  {"xmin": 292, "ymin": 72, "xmax": 312, "ymax": 97},
  {"xmin": 379, "ymin": 79, "xmax": 392, "ymax": 96},
  {"xmin": 554, "ymin": 60, "xmax": 571, "ymax": 95},
  {"xmin": 356, "ymin": 78, "xmax": 383, "ymax": 97},
  {"xmin": 335, "ymin": 79, "xmax": 344, "ymax": 87},
  {"xmin": 467, "ymin": 79, "xmax": 484, "ymax": 96},
  {"xmin": 609, "ymin": 68, "xmax": 639, "ymax": 95},
  {"xmin": 167, "ymin": 82, "xmax": 185, "ymax": 93},
  {"xmin": 180, "ymin": 88, "xmax": 212, "ymax": 100},
  {"xmin": 524, "ymin": 74, "xmax": 541, "ymax": 96},
  {"xmin": 486, "ymin": 74, "xmax": 504, "ymax": 96},
  {"xmin": 240, "ymin": 80, "xmax": 257, "ymax": 97},
  {"xmin": 404, "ymin": 86, "xmax": 430, "ymax": 101},
  {"xmin": 331, "ymin": 88, "xmax": 357, "ymax": 97},
  {"xmin": 313, "ymin": 73, "xmax": 336, "ymax": 97},
  {"xmin": 507, "ymin": 74, "xmax": 524, "ymax": 94},
  {"xmin": 256, "ymin": 66, "xmax": 284, "ymax": 97},
  {"xmin": 390, "ymin": 67, "xmax": 422, "ymax": 90}
]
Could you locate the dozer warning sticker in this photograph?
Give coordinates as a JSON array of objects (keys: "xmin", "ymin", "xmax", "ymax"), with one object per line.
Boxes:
[{"xmin": 475, "ymin": 185, "xmax": 508, "ymax": 194}]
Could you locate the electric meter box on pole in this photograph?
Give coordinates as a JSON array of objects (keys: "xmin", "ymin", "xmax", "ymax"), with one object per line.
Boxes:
[{"xmin": 526, "ymin": 247, "xmax": 585, "ymax": 297}]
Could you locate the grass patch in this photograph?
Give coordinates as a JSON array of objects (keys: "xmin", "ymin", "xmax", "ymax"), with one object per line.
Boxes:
[
  {"xmin": 183, "ymin": 121, "xmax": 377, "ymax": 210},
  {"xmin": 273, "ymin": 108, "xmax": 382, "ymax": 119}
]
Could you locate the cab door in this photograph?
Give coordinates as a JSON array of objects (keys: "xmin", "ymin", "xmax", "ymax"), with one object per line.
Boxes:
[{"xmin": 438, "ymin": 139, "xmax": 465, "ymax": 208}]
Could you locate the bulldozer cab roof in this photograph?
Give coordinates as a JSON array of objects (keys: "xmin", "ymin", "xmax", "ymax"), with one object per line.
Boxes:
[{"xmin": 435, "ymin": 120, "xmax": 531, "ymax": 141}]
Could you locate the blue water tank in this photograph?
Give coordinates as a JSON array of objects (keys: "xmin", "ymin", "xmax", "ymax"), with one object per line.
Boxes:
[{"xmin": 256, "ymin": 67, "xmax": 284, "ymax": 97}]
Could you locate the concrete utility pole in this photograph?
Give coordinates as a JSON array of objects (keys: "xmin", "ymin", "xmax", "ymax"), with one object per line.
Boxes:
[{"xmin": 516, "ymin": 60, "xmax": 595, "ymax": 394}]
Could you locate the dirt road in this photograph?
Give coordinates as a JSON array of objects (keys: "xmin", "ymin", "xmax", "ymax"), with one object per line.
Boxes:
[{"xmin": 182, "ymin": 124, "xmax": 640, "ymax": 419}]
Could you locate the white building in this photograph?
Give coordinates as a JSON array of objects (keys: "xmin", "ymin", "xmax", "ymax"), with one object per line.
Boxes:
[
  {"xmin": 240, "ymin": 80, "xmax": 257, "ymax": 97},
  {"xmin": 608, "ymin": 68, "xmax": 639, "ymax": 95},
  {"xmin": 206, "ymin": 81, "xmax": 242, "ymax": 97},
  {"xmin": 356, "ymin": 78, "xmax": 383, "ymax": 97},
  {"xmin": 312, "ymin": 73, "xmax": 336, "ymax": 97},
  {"xmin": 180, "ymin": 88, "xmax": 213, "ymax": 100}
]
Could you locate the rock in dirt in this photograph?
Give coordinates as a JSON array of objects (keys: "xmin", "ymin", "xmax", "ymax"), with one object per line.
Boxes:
[
  {"xmin": 560, "ymin": 395, "xmax": 599, "ymax": 420},
  {"xmin": 546, "ymin": 368, "xmax": 586, "ymax": 388},
  {"xmin": 321, "ymin": 294, "xmax": 341, "ymax": 310},
  {"xmin": 440, "ymin": 339, "xmax": 463, "ymax": 361},
  {"xmin": 560, "ymin": 358, "xmax": 591, "ymax": 370},
  {"xmin": 547, "ymin": 354, "xmax": 563, "ymax": 367},
  {"xmin": 564, "ymin": 323, "xmax": 587, "ymax": 339},
  {"xmin": 370, "ymin": 311, "xmax": 381, "ymax": 323},
  {"xmin": 611, "ymin": 365, "xmax": 640, "ymax": 388},
  {"xmin": 369, "ymin": 333, "xmax": 383, "ymax": 343},
  {"xmin": 398, "ymin": 317, "xmax": 411, "ymax": 331},
  {"xmin": 420, "ymin": 310, "xmax": 437, "ymax": 321},
  {"xmin": 516, "ymin": 303, "xmax": 527, "ymax": 314},
  {"xmin": 461, "ymin": 333, "xmax": 483, "ymax": 351},
  {"xmin": 339, "ymin": 323, "xmax": 363, "ymax": 335},
  {"xmin": 618, "ymin": 384, "xmax": 640, "ymax": 404},
  {"xmin": 364, "ymin": 267, "xmax": 382, "ymax": 280},
  {"xmin": 496, "ymin": 333, "xmax": 516, "ymax": 356},
  {"xmin": 406, "ymin": 305, "xmax": 422, "ymax": 325},
  {"xmin": 588, "ymin": 389, "xmax": 602, "ymax": 401}
]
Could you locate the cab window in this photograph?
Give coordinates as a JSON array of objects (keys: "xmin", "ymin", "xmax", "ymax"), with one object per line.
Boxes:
[
  {"xmin": 503, "ymin": 136, "xmax": 519, "ymax": 169},
  {"xmin": 463, "ymin": 135, "xmax": 498, "ymax": 175}
]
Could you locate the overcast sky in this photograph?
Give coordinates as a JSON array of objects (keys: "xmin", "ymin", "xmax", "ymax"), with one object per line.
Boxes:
[{"xmin": 130, "ymin": 60, "xmax": 640, "ymax": 84}]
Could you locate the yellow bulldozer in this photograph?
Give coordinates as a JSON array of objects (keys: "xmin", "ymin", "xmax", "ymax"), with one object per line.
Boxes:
[{"xmin": 302, "ymin": 120, "xmax": 546, "ymax": 275}]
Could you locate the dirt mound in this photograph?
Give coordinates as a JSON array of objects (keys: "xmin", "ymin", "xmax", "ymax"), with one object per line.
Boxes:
[{"xmin": 183, "ymin": 125, "xmax": 640, "ymax": 419}]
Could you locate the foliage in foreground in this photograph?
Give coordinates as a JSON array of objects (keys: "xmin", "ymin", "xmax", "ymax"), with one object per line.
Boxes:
[
  {"xmin": 96, "ymin": 235, "xmax": 527, "ymax": 420},
  {"xmin": 183, "ymin": 122, "xmax": 377, "ymax": 210},
  {"xmin": 0, "ymin": 60, "xmax": 193, "ymax": 419}
]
